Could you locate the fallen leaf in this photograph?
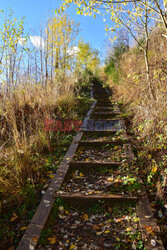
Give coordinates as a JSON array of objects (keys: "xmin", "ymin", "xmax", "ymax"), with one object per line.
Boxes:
[
  {"xmin": 126, "ymin": 227, "xmax": 133, "ymax": 232},
  {"xmin": 143, "ymin": 225, "xmax": 155, "ymax": 235},
  {"xmin": 32, "ymin": 236, "xmax": 38, "ymax": 243},
  {"xmin": 10, "ymin": 213, "xmax": 18, "ymax": 222},
  {"xmin": 158, "ymin": 210, "xmax": 163, "ymax": 218},
  {"xmin": 152, "ymin": 166, "xmax": 157, "ymax": 173},
  {"xmin": 48, "ymin": 236, "xmax": 57, "ymax": 244},
  {"xmin": 58, "ymin": 214, "xmax": 66, "ymax": 219},
  {"xmin": 20, "ymin": 226, "xmax": 27, "ymax": 231},
  {"xmin": 107, "ymin": 177, "xmax": 114, "ymax": 181},
  {"xmin": 59, "ymin": 206, "xmax": 64, "ymax": 211},
  {"xmin": 41, "ymin": 190, "xmax": 45, "ymax": 195},
  {"xmin": 148, "ymin": 154, "xmax": 152, "ymax": 159},
  {"xmin": 104, "ymin": 242, "xmax": 112, "ymax": 248},
  {"xmin": 47, "ymin": 171, "xmax": 53, "ymax": 174},
  {"xmin": 104, "ymin": 230, "xmax": 110, "ymax": 234},
  {"xmin": 114, "ymin": 218, "xmax": 122, "ymax": 223},
  {"xmin": 82, "ymin": 213, "xmax": 88, "ymax": 220},
  {"xmin": 49, "ymin": 174, "xmax": 55, "ymax": 178},
  {"xmin": 96, "ymin": 231, "xmax": 103, "ymax": 236},
  {"xmin": 151, "ymin": 239, "xmax": 156, "ymax": 247},
  {"xmin": 92, "ymin": 225, "xmax": 100, "ymax": 230},
  {"xmin": 69, "ymin": 244, "xmax": 76, "ymax": 249},
  {"xmin": 144, "ymin": 215, "xmax": 152, "ymax": 219}
]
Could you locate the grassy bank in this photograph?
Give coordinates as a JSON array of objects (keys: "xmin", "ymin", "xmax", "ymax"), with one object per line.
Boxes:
[
  {"xmin": 0, "ymin": 78, "xmax": 92, "ymax": 248},
  {"xmin": 104, "ymin": 26, "xmax": 167, "ymax": 246}
]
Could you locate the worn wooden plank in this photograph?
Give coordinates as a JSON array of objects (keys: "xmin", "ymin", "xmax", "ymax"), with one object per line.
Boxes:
[
  {"xmin": 114, "ymin": 103, "xmax": 164, "ymax": 249},
  {"xmin": 80, "ymin": 101, "xmax": 97, "ymax": 129},
  {"xmin": 82, "ymin": 119, "xmax": 125, "ymax": 131},
  {"xmin": 94, "ymin": 106, "xmax": 115, "ymax": 110},
  {"xmin": 96, "ymin": 102, "xmax": 113, "ymax": 106},
  {"xmin": 137, "ymin": 190, "xmax": 164, "ymax": 249},
  {"xmin": 69, "ymin": 161, "xmax": 121, "ymax": 168},
  {"xmin": 54, "ymin": 192, "xmax": 138, "ymax": 201},
  {"xmin": 81, "ymin": 128, "xmax": 121, "ymax": 132},
  {"xmin": 92, "ymin": 111, "xmax": 120, "ymax": 115},
  {"xmin": 81, "ymin": 119, "xmax": 122, "ymax": 132},
  {"xmin": 123, "ymin": 143, "xmax": 135, "ymax": 160},
  {"xmin": 78, "ymin": 139, "xmax": 128, "ymax": 146},
  {"xmin": 79, "ymin": 130, "xmax": 119, "ymax": 135},
  {"xmin": 87, "ymin": 118, "xmax": 123, "ymax": 121}
]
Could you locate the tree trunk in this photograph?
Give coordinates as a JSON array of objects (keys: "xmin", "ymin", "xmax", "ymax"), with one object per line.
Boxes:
[
  {"xmin": 164, "ymin": 0, "xmax": 167, "ymax": 19},
  {"xmin": 40, "ymin": 33, "xmax": 43, "ymax": 85},
  {"xmin": 144, "ymin": 48, "xmax": 154, "ymax": 99},
  {"xmin": 45, "ymin": 28, "xmax": 49, "ymax": 87},
  {"xmin": 144, "ymin": 2, "xmax": 155, "ymax": 100},
  {"xmin": 35, "ymin": 51, "xmax": 38, "ymax": 84}
]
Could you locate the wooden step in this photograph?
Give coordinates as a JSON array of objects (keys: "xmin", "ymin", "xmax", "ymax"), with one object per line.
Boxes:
[
  {"xmin": 96, "ymin": 102, "xmax": 112, "ymax": 106},
  {"xmin": 77, "ymin": 139, "xmax": 128, "ymax": 146},
  {"xmin": 88, "ymin": 118, "xmax": 121, "ymax": 121},
  {"xmin": 81, "ymin": 128, "xmax": 121, "ymax": 132},
  {"xmin": 90, "ymin": 116, "xmax": 121, "ymax": 120},
  {"xmin": 81, "ymin": 119, "xmax": 122, "ymax": 132},
  {"xmin": 94, "ymin": 109, "xmax": 117, "ymax": 113},
  {"xmin": 85, "ymin": 118, "xmax": 121, "ymax": 122},
  {"xmin": 54, "ymin": 192, "xmax": 138, "ymax": 201},
  {"xmin": 69, "ymin": 161, "xmax": 121, "ymax": 168},
  {"xmin": 123, "ymin": 144, "xmax": 135, "ymax": 160},
  {"xmin": 95, "ymin": 105, "xmax": 113, "ymax": 108},
  {"xmin": 95, "ymin": 106, "xmax": 115, "ymax": 110},
  {"xmin": 93, "ymin": 111, "xmax": 120, "ymax": 115},
  {"xmin": 81, "ymin": 130, "xmax": 122, "ymax": 135}
]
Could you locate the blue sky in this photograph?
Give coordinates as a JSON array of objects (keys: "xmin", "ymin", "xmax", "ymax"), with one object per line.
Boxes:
[{"xmin": 0, "ymin": 0, "xmax": 109, "ymax": 59}]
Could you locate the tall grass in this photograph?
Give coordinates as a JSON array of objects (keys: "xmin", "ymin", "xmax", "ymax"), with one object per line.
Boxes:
[
  {"xmin": 0, "ymin": 78, "xmax": 77, "ymax": 197},
  {"xmin": 106, "ymin": 26, "xmax": 167, "ymax": 200}
]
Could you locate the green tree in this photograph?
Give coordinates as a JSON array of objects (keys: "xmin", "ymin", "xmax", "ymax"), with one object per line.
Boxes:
[{"xmin": 105, "ymin": 33, "xmax": 128, "ymax": 84}]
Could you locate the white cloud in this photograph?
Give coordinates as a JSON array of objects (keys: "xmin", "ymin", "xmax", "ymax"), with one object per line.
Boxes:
[
  {"xmin": 67, "ymin": 46, "xmax": 79, "ymax": 56},
  {"xmin": 18, "ymin": 38, "xmax": 27, "ymax": 46},
  {"xmin": 30, "ymin": 36, "xmax": 45, "ymax": 50}
]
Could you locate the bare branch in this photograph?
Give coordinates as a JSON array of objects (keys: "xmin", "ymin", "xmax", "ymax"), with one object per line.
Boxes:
[{"xmin": 115, "ymin": 13, "xmax": 145, "ymax": 50}]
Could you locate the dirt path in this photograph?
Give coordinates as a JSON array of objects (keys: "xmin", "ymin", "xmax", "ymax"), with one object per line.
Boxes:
[{"xmin": 18, "ymin": 83, "xmax": 164, "ymax": 250}]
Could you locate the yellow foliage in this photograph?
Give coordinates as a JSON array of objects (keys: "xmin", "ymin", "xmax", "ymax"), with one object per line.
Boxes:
[{"xmin": 46, "ymin": 12, "xmax": 79, "ymax": 79}]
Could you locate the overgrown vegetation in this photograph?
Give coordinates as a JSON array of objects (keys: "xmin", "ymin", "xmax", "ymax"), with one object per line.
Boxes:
[
  {"xmin": 104, "ymin": 34, "xmax": 129, "ymax": 84},
  {"xmin": 1, "ymin": 0, "xmax": 167, "ymax": 246},
  {"xmin": 0, "ymin": 8, "xmax": 100, "ymax": 248},
  {"xmin": 103, "ymin": 24, "xmax": 167, "ymax": 245}
]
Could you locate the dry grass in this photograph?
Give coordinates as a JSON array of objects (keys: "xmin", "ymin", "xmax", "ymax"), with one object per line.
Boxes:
[
  {"xmin": 106, "ymin": 26, "xmax": 167, "ymax": 200},
  {"xmin": 111, "ymin": 27, "xmax": 167, "ymax": 136},
  {"xmin": 0, "ymin": 78, "xmax": 77, "ymax": 197}
]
